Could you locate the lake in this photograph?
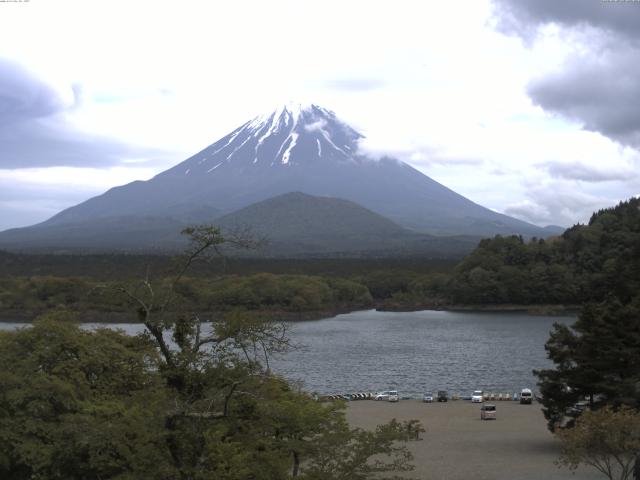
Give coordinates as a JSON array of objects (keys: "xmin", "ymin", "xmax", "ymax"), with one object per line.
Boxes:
[
  {"xmin": 1, "ymin": 309, "xmax": 573, "ymax": 397},
  {"xmin": 270, "ymin": 309, "xmax": 574, "ymax": 397}
]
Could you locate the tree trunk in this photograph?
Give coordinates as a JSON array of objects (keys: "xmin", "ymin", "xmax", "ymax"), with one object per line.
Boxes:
[
  {"xmin": 633, "ymin": 454, "xmax": 639, "ymax": 479},
  {"xmin": 223, "ymin": 382, "xmax": 239, "ymax": 417},
  {"xmin": 291, "ymin": 451, "xmax": 300, "ymax": 478}
]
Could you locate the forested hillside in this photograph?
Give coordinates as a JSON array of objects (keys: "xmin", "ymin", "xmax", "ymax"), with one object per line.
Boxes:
[
  {"xmin": 2, "ymin": 198, "xmax": 638, "ymax": 319},
  {"xmin": 0, "ymin": 274, "xmax": 374, "ymax": 321},
  {"xmin": 447, "ymin": 198, "xmax": 640, "ymax": 305}
]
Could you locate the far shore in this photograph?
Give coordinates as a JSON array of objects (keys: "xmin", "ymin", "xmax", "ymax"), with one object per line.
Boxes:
[
  {"xmin": 346, "ymin": 399, "xmax": 599, "ymax": 480},
  {"xmin": 379, "ymin": 303, "xmax": 581, "ymax": 316},
  {"xmin": 0, "ymin": 303, "xmax": 579, "ymax": 323}
]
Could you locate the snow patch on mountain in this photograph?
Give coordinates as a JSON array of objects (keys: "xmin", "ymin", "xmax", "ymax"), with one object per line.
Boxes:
[
  {"xmin": 207, "ymin": 162, "xmax": 222, "ymax": 173},
  {"xmin": 180, "ymin": 103, "xmax": 366, "ymax": 171},
  {"xmin": 284, "ymin": 133, "xmax": 299, "ymax": 164}
]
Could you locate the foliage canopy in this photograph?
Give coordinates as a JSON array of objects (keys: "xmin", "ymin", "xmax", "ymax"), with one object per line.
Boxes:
[{"xmin": 0, "ymin": 227, "xmax": 420, "ymax": 479}]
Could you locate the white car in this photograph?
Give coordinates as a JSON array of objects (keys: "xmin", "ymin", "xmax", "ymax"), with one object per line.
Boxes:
[
  {"xmin": 375, "ymin": 390, "xmax": 399, "ymax": 402},
  {"xmin": 520, "ymin": 388, "xmax": 533, "ymax": 404},
  {"xmin": 471, "ymin": 390, "xmax": 484, "ymax": 403}
]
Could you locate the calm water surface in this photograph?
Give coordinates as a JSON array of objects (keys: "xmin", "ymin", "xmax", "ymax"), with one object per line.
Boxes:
[
  {"xmin": 269, "ymin": 309, "xmax": 574, "ymax": 397},
  {"xmin": 1, "ymin": 309, "xmax": 574, "ymax": 397}
]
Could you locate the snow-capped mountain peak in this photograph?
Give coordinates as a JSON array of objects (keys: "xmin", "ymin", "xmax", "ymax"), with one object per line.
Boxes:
[
  {"xmin": 173, "ymin": 103, "xmax": 364, "ymax": 176},
  {"xmin": 27, "ymin": 102, "xmax": 557, "ymax": 243},
  {"xmin": 247, "ymin": 102, "xmax": 325, "ymax": 129}
]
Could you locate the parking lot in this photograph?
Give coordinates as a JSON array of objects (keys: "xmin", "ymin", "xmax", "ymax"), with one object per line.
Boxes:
[{"xmin": 346, "ymin": 400, "xmax": 602, "ymax": 480}]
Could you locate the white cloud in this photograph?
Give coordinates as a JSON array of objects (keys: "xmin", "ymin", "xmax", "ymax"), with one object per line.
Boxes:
[
  {"xmin": 304, "ymin": 119, "xmax": 328, "ymax": 133},
  {"xmin": 0, "ymin": 0, "xmax": 637, "ymax": 230}
]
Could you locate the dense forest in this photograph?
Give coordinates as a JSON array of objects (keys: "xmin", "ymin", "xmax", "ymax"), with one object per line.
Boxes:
[
  {"xmin": 447, "ymin": 198, "xmax": 640, "ymax": 305},
  {"xmin": 524, "ymin": 198, "xmax": 640, "ymax": 480},
  {"xmin": 1, "ymin": 198, "xmax": 638, "ymax": 320},
  {"xmin": 0, "ymin": 274, "xmax": 374, "ymax": 321}
]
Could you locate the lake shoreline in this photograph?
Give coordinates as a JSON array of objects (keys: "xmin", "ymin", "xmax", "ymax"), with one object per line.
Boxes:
[
  {"xmin": 378, "ymin": 302, "xmax": 581, "ymax": 316},
  {"xmin": 0, "ymin": 302, "xmax": 579, "ymax": 323},
  {"xmin": 0, "ymin": 305, "xmax": 370, "ymax": 324}
]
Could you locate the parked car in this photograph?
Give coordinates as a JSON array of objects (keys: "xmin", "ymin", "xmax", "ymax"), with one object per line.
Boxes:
[
  {"xmin": 375, "ymin": 390, "xmax": 399, "ymax": 402},
  {"xmin": 437, "ymin": 390, "xmax": 448, "ymax": 402},
  {"xmin": 423, "ymin": 392, "xmax": 434, "ymax": 403},
  {"xmin": 374, "ymin": 391, "xmax": 391, "ymax": 401},
  {"xmin": 471, "ymin": 390, "xmax": 484, "ymax": 403},
  {"xmin": 520, "ymin": 388, "xmax": 533, "ymax": 404},
  {"xmin": 480, "ymin": 404, "xmax": 497, "ymax": 420},
  {"xmin": 566, "ymin": 401, "xmax": 588, "ymax": 418}
]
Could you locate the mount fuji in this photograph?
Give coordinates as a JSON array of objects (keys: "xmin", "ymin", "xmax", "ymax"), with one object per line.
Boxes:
[{"xmin": 0, "ymin": 103, "xmax": 558, "ymax": 255}]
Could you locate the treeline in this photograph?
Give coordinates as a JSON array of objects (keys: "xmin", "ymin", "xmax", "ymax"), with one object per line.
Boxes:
[
  {"xmin": 2, "ymin": 198, "xmax": 638, "ymax": 317},
  {"xmin": 0, "ymin": 252, "xmax": 456, "ymax": 279},
  {"xmin": 447, "ymin": 198, "xmax": 640, "ymax": 305},
  {"xmin": 174, "ymin": 274, "xmax": 373, "ymax": 312},
  {"xmin": 0, "ymin": 274, "xmax": 375, "ymax": 319}
]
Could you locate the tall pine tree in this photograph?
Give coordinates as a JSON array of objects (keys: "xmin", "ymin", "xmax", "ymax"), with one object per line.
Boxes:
[{"xmin": 535, "ymin": 197, "xmax": 640, "ymax": 432}]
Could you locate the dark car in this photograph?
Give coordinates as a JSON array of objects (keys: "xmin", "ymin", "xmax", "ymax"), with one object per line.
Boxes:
[
  {"xmin": 566, "ymin": 401, "xmax": 588, "ymax": 418},
  {"xmin": 437, "ymin": 390, "xmax": 448, "ymax": 402}
]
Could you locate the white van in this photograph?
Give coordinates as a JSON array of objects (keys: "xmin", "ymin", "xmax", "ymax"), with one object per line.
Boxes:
[
  {"xmin": 375, "ymin": 390, "xmax": 400, "ymax": 402},
  {"xmin": 520, "ymin": 388, "xmax": 533, "ymax": 404}
]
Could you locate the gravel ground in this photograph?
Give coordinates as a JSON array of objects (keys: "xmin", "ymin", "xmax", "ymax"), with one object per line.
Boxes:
[{"xmin": 346, "ymin": 400, "xmax": 603, "ymax": 480}]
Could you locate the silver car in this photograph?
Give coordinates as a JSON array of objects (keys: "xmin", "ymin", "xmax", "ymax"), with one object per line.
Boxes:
[
  {"xmin": 375, "ymin": 390, "xmax": 400, "ymax": 402},
  {"xmin": 480, "ymin": 404, "xmax": 496, "ymax": 420}
]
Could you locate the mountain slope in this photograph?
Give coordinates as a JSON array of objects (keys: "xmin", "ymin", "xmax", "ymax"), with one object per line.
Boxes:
[
  {"xmin": 0, "ymin": 192, "xmax": 478, "ymax": 257},
  {"xmin": 37, "ymin": 103, "xmax": 548, "ymax": 237},
  {"xmin": 0, "ymin": 103, "xmax": 552, "ymax": 254},
  {"xmin": 215, "ymin": 192, "xmax": 475, "ymax": 256},
  {"xmin": 0, "ymin": 216, "xmax": 190, "ymax": 253},
  {"xmin": 218, "ymin": 191, "xmax": 407, "ymax": 241}
]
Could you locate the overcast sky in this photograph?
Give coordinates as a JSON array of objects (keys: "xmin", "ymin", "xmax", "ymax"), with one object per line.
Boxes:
[{"xmin": 1, "ymin": 0, "xmax": 639, "ymax": 231}]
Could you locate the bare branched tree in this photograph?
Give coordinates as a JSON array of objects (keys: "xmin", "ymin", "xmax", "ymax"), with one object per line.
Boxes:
[{"xmin": 96, "ymin": 225, "xmax": 284, "ymax": 387}]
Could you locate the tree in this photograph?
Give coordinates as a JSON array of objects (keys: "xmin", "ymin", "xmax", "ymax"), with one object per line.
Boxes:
[
  {"xmin": 0, "ymin": 226, "xmax": 420, "ymax": 479},
  {"xmin": 557, "ymin": 406, "xmax": 640, "ymax": 480},
  {"xmin": 123, "ymin": 225, "xmax": 420, "ymax": 479},
  {"xmin": 0, "ymin": 313, "xmax": 176, "ymax": 480},
  {"xmin": 535, "ymin": 294, "xmax": 640, "ymax": 432},
  {"xmin": 300, "ymin": 418, "xmax": 420, "ymax": 480},
  {"xmin": 532, "ymin": 199, "xmax": 640, "ymax": 478}
]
